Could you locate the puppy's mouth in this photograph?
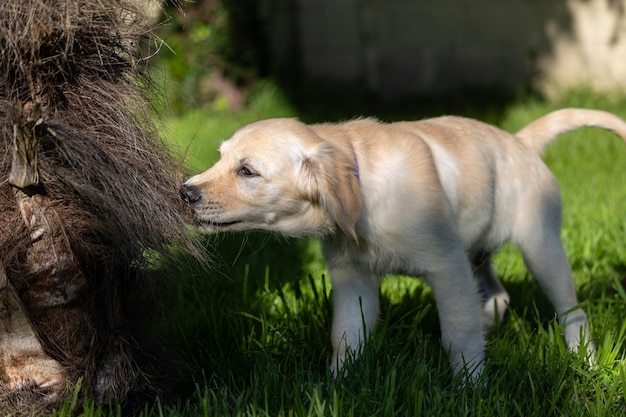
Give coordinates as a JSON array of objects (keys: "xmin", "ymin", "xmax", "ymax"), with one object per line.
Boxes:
[
  {"xmin": 197, "ymin": 218, "xmax": 242, "ymax": 229},
  {"xmin": 191, "ymin": 204, "xmax": 244, "ymax": 230},
  {"xmin": 206, "ymin": 220, "xmax": 240, "ymax": 227}
]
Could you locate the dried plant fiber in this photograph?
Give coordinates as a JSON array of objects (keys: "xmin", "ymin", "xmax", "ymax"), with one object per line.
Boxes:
[{"xmin": 0, "ymin": 0, "xmax": 201, "ymax": 414}]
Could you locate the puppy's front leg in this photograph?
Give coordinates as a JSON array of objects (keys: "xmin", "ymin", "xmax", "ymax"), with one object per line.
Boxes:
[{"xmin": 328, "ymin": 264, "xmax": 380, "ymax": 376}]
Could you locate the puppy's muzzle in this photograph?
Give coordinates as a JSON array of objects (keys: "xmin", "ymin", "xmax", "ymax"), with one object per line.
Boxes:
[{"xmin": 180, "ymin": 184, "xmax": 202, "ymax": 205}]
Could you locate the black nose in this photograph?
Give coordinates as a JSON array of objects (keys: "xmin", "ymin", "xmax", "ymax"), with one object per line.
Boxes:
[{"xmin": 180, "ymin": 184, "xmax": 202, "ymax": 204}]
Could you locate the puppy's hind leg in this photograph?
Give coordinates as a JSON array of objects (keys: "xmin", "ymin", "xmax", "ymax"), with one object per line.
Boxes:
[
  {"xmin": 425, "ymin": 246, "xmax": 486, "ymax": 382},
  {"xmin": 514, "ymin": 192, "xmax": 594, "ymax": 356},
  {"xmin": 472, "ymin": 251, "xmax": 510, "ymax": 329}
]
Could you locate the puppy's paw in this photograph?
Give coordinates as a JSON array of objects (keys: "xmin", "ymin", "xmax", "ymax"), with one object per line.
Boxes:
[
  {"xmin": 562, "ymin": 310, "xmax": 595, "ymax": 367},
  {"xmin": 482, "ymin": 292, "xmax": 510, "ymax": 329}
]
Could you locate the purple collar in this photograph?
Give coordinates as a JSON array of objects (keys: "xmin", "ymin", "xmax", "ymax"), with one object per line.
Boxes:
[{"xmin": 351, "ymin": 146, "xmax": 360, "ymax": 182}]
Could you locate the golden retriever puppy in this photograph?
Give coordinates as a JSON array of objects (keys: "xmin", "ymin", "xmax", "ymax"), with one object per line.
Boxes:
[{"xmin": 181, "ymin": 109, "xmax": 626, "ymax": 381}]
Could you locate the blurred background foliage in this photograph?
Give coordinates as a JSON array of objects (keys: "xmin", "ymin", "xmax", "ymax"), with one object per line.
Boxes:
[
  {"xmin": 156, "ymin": 0, "xmax": 267, "ymax": 114},
  {"xmin": 153, "ymin": 0, "xmax": 521, "ymax": 121}
]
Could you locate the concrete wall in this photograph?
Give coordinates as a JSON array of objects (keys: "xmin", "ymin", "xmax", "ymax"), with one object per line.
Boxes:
[{"xmin": 262, "ymin": 0, "xmax": 626, "ymax": 98}]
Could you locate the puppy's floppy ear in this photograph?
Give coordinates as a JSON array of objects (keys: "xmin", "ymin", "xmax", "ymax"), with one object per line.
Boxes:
[{"xmin": 298, "ymin": 142, "xmax": 362, "ymax": 242}]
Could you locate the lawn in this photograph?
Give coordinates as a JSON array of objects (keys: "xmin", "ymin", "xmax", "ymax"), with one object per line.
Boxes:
[{"xmin": 51, "ymin": 86, "xmax": 626, "ymax": 416}]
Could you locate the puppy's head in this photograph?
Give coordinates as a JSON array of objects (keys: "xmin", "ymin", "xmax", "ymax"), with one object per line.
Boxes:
[{"xmin": 181, "ymin": 118, "xmax": 362, "ymax": 241}]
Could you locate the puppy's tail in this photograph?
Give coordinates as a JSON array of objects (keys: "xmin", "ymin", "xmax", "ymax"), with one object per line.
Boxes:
[{"xmin": 515, "ymin": 108, "xmax": 626, "ymax": 155}]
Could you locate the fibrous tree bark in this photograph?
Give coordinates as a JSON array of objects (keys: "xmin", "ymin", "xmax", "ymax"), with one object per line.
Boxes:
[{"xmin": 0, "ymin": 0, "xmax": 200, "ymax": 414}]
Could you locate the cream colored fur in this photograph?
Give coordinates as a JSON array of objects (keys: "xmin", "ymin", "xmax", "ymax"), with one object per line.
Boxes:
[{"xmin": 182, "ymin": 108, "xmax": 626, "ymax": 381}]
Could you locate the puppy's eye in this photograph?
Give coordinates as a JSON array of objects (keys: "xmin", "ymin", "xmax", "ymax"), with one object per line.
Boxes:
[{"xmin": 238, "ymin": 166, "xmax": 258, "ymax": 178}]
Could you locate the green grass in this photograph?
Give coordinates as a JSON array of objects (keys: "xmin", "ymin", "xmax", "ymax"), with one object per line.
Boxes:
[{"xmin": 51, "ymin": 87, "xmax": 626, "ymax": 416}]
